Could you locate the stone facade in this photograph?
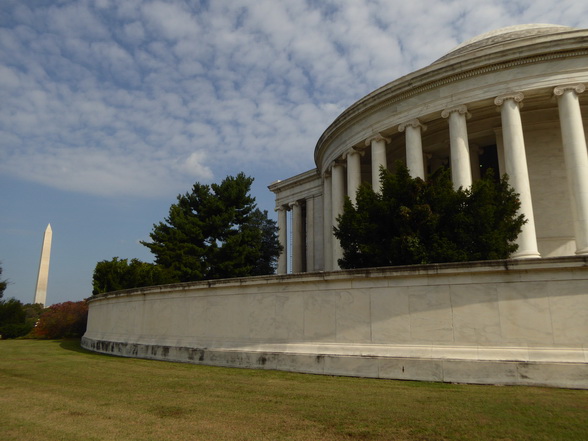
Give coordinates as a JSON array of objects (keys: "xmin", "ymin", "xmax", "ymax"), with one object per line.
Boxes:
[{"xmin": 270, "ymin": 24, "xmax": 588, "ymax": 272}]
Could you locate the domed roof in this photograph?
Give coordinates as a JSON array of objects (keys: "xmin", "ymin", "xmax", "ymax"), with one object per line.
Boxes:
[{"xmin": 436, "ymin": 24, "xmax": 575, "ymax": 62}]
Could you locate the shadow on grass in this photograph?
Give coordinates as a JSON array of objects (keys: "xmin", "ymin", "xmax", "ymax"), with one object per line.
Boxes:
[
  {"xmin": 59, "ymin": 338, "xmax": 94, "ymax": 354},
  {"xmin": 58, "ymin": 338, "xmax": 123, "ymax": 360}
]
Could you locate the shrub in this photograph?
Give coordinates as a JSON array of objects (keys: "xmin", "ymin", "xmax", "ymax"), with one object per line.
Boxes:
[
  {"xmin": 335, "ymin": 164, "xmax": 525, "ymax": 269},
  {"xmin": 0, "ymin": 298, "xmax": 31, "ymax": 339},
  {"xmin": 0, "ymin": 322, "xmax": 34, "ymax": 339},
  {"xmin": 32, "ymin": 301, "xmax": 89, "ymax": 339}
]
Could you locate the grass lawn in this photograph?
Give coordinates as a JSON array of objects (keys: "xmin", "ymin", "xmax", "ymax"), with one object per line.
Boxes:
[{"xmin": 0, "ymin": 339, "xmax": 587, "ymax": 441}]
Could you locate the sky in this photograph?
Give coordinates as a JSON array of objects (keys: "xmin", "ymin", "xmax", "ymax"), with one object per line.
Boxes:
[{"xmin": 1, "ymin": 0, "xmax": 587, "ymax": 306}]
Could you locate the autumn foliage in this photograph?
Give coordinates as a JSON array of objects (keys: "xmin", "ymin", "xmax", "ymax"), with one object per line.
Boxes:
[{"xmin": 32, "ymin": 301, "xmax": 88, "ymax": 339}]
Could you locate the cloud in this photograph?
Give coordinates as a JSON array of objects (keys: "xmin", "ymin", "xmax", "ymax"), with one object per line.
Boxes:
[{"xmin": 1, "ymin": 0, "xmax": 587, "ymax": 198}]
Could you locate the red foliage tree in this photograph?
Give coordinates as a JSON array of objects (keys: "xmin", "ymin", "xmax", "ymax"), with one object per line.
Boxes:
[{"xmin": 32, "ymin": 300, "xmax": 88, "ymax": 339}]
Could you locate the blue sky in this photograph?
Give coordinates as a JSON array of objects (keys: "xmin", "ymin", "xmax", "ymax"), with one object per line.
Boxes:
[{"xmin": 1, "ymin": 0, "xmax": 587, "ymax": 305}]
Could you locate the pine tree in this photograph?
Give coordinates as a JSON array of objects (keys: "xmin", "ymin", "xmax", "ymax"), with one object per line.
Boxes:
[
  {"xmin": 0, "ymin": 263, "xmax": 7, "ymax": 299},
  {"xmin": 141, "ymin": 173, "xmax": 281, "ymax": 282}
]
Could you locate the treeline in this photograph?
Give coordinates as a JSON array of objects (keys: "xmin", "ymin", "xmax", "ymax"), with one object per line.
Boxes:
[
  {"xmin": 0, "ymin": 266, "xmax": 88, "ymax": 339},
  {"xmin": 91, "ymin": 166, "xmax": 525, "ymax": 295}
]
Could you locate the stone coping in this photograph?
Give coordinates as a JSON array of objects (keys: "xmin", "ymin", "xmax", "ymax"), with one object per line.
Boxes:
[{"xmin": 89, "ymin": 255, "xmax": 588, "ymax": 302}]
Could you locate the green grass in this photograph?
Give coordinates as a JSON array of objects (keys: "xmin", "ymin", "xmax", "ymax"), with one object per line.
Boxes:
[{"xmin": 1, "ymin": 340, "xmax": 586, "ymax": 441}]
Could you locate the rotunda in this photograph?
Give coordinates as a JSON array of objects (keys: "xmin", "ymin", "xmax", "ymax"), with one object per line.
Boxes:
[{"xmin": 270, "ymin": 24, "xmax": 588, "ymax": 273}]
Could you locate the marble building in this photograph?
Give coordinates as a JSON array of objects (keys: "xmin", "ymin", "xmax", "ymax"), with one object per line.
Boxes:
[{"xmin": 269, "ymin": 24, "xmax": 588, "ymax": 273}]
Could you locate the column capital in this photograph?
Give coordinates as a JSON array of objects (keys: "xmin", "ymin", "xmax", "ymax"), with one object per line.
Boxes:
[
  {"xmin": 288, "ymin": 201, "xmax": 300, "ymax": 209},
  {"xmin": 494, "ymin": 92, "xmax": 524, "ymax": 107},
  {"xmin": 554, "ymin": 83, "xmax": 586, "ymax": 96},
  {"xmin": 441, "ymin": 105, "xmax": 470, "ymax": 119},
  {"xmin": 364, "ymin": 133, "xmax": 390, "ymax": 147},
  {"xmin": 275, "ymin": 205, "xmax": 288, "ymax": 213},
  {"xmin": 342, "ymin": 146, "xmax": 366, "ymax": 159},
  {"xmin": 333, "ymin": 157, "xmax": 347, "ymax": 166},
  {"xmin": 398, "ymin": 118, "xmax": 427, "ymax": 132}
]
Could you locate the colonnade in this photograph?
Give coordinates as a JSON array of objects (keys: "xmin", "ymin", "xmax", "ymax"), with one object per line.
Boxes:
[
  {"xmin": 276, "ymin": 85, "xmax": 588, "ymax": 274},
  {"xmin": 276, "ymin": 195, "xmax": 320, "ymax": 275}
]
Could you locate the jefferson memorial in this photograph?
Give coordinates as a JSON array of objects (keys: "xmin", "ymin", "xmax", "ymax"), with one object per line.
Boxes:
[
  {"xmin": 269, "ymin": 23, "xmax": 588, "ymax": 273},
  {"xmin": 83, "ymin": 25, "xmax": 588, "ymax": 388}
]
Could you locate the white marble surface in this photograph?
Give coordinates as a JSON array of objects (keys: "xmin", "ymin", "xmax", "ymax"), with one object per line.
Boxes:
[{"xmin": 85, "ymin": 258, "xmax": 588, "ymax": 374}]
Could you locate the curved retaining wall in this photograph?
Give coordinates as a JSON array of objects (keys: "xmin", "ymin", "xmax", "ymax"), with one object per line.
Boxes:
[{"xmin": 82, "ymin": 256, "xmax": 588, "ymax": 388}]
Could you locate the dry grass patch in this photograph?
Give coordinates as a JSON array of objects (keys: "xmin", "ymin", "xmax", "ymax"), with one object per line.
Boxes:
[{"xmin": 0, "ymin": 339, "xmax": 586, "ymax": 440}]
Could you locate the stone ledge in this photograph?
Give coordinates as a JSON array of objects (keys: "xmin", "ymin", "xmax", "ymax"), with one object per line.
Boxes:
[
  {"xmin": 89, "ymin": 255, "xmax": 588, "ymax": 302},
  {"xmin": 81, "ymin": 337, "xmax": 588, "ymax": 363}
]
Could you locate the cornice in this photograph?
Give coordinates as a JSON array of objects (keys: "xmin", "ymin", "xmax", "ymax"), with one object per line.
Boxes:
[{"xmin": 268, "ymin": 168, "xmax": 321, "ymax": 194}]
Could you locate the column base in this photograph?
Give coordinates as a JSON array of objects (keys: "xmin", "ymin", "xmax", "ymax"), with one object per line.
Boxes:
[
  {"xmin": 511, "ymin": 250, "xmax": 541, "ymax": 259},
  {"xmin": 575, "ymin": 247, "xmax": 588, "ymax": 255}
]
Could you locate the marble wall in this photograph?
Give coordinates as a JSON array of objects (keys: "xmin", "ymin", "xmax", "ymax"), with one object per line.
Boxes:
[{"xmin": 83, "ymin": 256, "xmax": 588, "ymax": 388}]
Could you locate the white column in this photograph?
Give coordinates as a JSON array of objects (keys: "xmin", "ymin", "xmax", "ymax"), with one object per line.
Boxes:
[
  {"xmin": 399, "ymin": 119, "xmax": 426, "ymax": 179},
  {"xmin": 276, "ymin": 207, "xmax": 288, "ymax": 275},
  {"xmin": 290, "ymin": 201, "xmax": 303, "ymax": 273},
  {"xmin": 346, "ymin": 148, "xmax": 363, "ymax": 205},
  {"xmin": 495, "ymin": 92, "xmax": 540, "ymax": 258},
  {"xmin": 554, "ymin": 84, "xmax": 588, "ymax": 254},
  {"xmin": 331, "ymin": 160, "xmax": 346, "ymax": 269},
  {"xmin": 306, "ymin": 196, "xmax": 315, "ymax": 271},
  {"xmin": 323, "ymin": 171, "xmax": 333, "ymax": 271},
  {"xmin": 365, "ymin": 134, "xmax": 390, "ymax": 193},
  {"xmin": 442, "ymin": 105, "xmax": 472, "ymax": 190}
]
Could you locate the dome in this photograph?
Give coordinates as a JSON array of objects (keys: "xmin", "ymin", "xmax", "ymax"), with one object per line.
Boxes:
[{"xmin": 436, "ymin": 24, "xmax": 575, "ymax": 62}]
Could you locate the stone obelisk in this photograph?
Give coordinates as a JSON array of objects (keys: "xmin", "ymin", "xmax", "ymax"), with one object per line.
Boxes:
[{"xmin": 34, "ymin": 224, "xmax": 52, "ymax": 306}]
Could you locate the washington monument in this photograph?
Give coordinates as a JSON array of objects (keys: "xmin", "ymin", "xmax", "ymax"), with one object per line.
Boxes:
[{"xmin": 34, "ymin": 224, "xmax": 52, "ymax": 306}]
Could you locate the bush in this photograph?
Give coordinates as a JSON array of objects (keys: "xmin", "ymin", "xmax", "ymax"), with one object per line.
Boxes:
[
  {"xmin": 0, "ymin": 298, "xmax": 31, "ymax": 339},
  {"xmin": 335, "ymin": 164, "xmax": 525, "ymax": 269},
  {"xmin": 0, "ymin": 322, "xmax": 34, "ymax": 339},
  {"xmin": 32, "ymin": 301, "xmax": 89, "ymax": 339}
]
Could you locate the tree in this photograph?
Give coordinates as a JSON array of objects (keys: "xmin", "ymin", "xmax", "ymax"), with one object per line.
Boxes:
[
  {"xmin": 141, "ymin": 173, "xmax": 281, "ymax": 282},
  {"xmin": 32, "ymin": 301, "xmax": 88, "ymax": 339},
  {"xmin": 248, "ymin": 209, "xmax": 282, "ymax": 276},
  {"xmin": 334, "ymin": 164, "xmax": 525, "ymax": 269},
  {"xmin": 0, "ymin": 262, "xmax": 7, "ymax": 300},
  {"xmin": 0, "ymin": 298, "xmax": 27, "ymax": 339},
  {"xmin": 92, "ymin": 257, "xmax": 173, "ymax": 295}
]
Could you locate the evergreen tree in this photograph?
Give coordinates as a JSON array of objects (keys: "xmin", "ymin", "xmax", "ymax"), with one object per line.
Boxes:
[
  {"xmin": 0, "ymin": 298, "xmax": 42, "ymax": 339},
  {"xmin": 0, "ymin": 263, "xmax": 7, "ymax": 300},
  {"xmin": 141, "ymin": 173, "xmax": 281, "ymax": 282},
  {"xmin": 334, "ymin": 164, "xmax": 525, "ymax": 269},
  {"xmin": 249, "ymin": 209, "xmax": 282, "ymax": 276}
]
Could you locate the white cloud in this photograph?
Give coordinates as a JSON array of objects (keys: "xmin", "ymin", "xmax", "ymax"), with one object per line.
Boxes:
[{"xmin": 1, "ymin": 0, "xmax": 587, "ymax": 198}]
